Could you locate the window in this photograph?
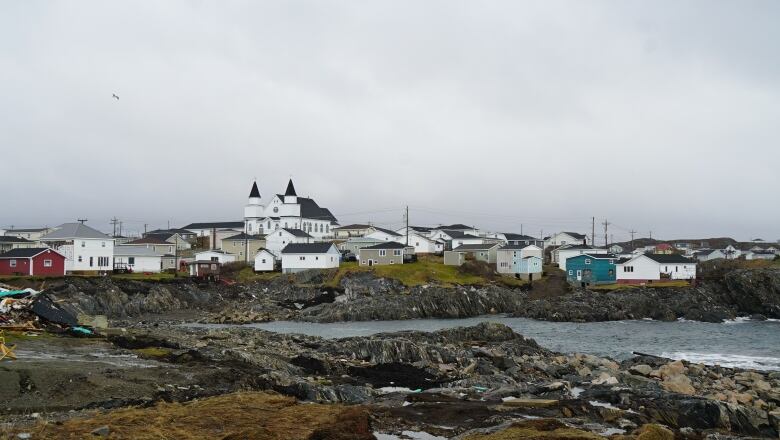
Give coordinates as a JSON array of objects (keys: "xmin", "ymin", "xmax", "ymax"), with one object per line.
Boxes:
[
  {"xmin": 361, "ymin": 260, "xmax": 366, "ymax": 265},
  {"xmin": 379, "ymin": 250, "xmax": 387, "ymax": 256},
  {"xmin": 568, "ymin": 270, "xmax": 572, "ymax": 275},
  {"xmin": 576, "ymin": 270, "xmax": 582, "ymax": 277},
  {"xmin": 261, "ymin": 259, "xmax": 266, "ymax": 264},
  {"xmin": 210, "ymin": 264, "xmax": 217, "ymax": 270},
  {"xmin": 390, "ymin": 260, "xmax": 394, "ymax": 264},
  {"xmin": 101, "ymin": 241, "xmax": 106, "ymax": 247},
  {"xmin": 78, "ymin": 255, "xmax": 83, "ymax": 263},
  {"xmin": 9, "ymin": 259, "xmax": 16, "ymax": 267},
  {"xmin": 81, "ymin": 241, "xmax": 85, "ymax": 247},
  {"xmin": 675, "ymin": 266, "xmax": 679, "ymax": 272},
  {"xmin": 210, "ymin": 257, "xmax": 218, "ymax": 262},
  {"xmin": 89, "ymin": 257, "xmax": 94, "ymax": 267},
  {"xmin": 315, "ymin": 256, "xmax": 319, "ymax": 260},
  {"xmin": 128, "ymin": 257, "xmax": 135, "ymax": 265},
  {"xmin": 43, "ymin": 259, "xmax": 53, "ymax": 267},
  {"xmin": 393, "ymin": 250, "xmax": 401, "ymax": 256}
]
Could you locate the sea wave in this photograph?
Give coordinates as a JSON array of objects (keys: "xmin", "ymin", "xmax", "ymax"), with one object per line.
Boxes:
[{"xmin": 660, "ymin": 352, "xmax": 780, "ymax": 371}]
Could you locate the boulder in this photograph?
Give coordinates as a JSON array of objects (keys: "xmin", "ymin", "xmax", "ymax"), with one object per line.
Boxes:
[
  {"xmin": 634, "ymin": 423, "xmax": 674, "ymax": 440},
  {"xmin": 662, "ymin": 374, "xmax": 695, "ymax": 395},
  {"xmin": 630, "ymin": 364, "xmax": 653, "ymax": 377}
]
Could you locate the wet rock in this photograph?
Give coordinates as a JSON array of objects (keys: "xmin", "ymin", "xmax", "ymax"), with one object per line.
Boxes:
[
  {"xmin": 630, "ymin": 364, "xmax": 653, "ymax": 377},
  {"xmin": 634, "ymin": 423, "xmax": 674, "ymax": 440},
  {"xmin": 661, "ymin": 374, "xmax": 696, "ymax": 395}
]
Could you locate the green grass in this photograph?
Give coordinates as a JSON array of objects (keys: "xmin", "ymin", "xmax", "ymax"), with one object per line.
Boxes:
[{"xmin": 322, "ymin": 258, "xmax": 527, "ymax": 288}]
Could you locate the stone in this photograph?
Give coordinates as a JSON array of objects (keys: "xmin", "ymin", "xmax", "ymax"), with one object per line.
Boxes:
[
  {"xmin": 753, "ymin": 379, "xmax": 772, "ymax": 392},
  {"xmin": 592, "ymin": 372, "xmax": 618, "ymax": 385},
  {"xmin": 657, "ymin": 360, "xmax": 686, "ymax": 379},
  {"xmin": 630, "ymin": 364, "xmax": 653, "ymax": 376},
  {"xmin": 769, "ymin": 410, "xmax": 780, "ymax": 435},
  {"xmin": 16, "ymin": 434, "xmax": 31, "ymax": 440},
  {"xmin": 91, "ymin": 425, "xmax": 111, "ymax": 437},
  {"xmin": 661, "ymin": 375, "xmax": 696, "ymax": 395},
  {"xmin": 501, "ymin": 398, "xmax": 559, "ymax": 408},
  {"xmin": 634, "ymin": 423, "xmax": 674, "ymax": 440}
]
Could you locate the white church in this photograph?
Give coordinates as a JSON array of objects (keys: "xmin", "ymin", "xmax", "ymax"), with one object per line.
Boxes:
[{"xmin": 244, "ymin": 179, "xmax": 338, "ymax": 239}]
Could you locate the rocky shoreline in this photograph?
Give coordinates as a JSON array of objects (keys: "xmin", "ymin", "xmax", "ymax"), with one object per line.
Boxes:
[
  {"xmin": 3, "ymin": 322, "xmax": 779, "ymax": 438},
  {"xmin": 20, "ymin": 266, "xmax": 780, "ymax": 327}
]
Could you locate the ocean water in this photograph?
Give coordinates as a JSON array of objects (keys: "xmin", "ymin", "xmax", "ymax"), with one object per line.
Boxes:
[{"xmin": 189, "ymin": 317, "xmax": 780, "ymax": 371}]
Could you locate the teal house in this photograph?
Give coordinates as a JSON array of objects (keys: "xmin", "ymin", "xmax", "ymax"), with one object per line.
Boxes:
[{"xmin": 566, "ymin": 254, "xmax": 617, "ymax": 286}]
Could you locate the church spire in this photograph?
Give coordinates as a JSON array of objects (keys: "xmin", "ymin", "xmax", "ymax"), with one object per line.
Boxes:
[
  {"xmin": 284, "ymin": 179, "xmax": 297, "ymax": 197},
  {"xmin": 249, "ymin": 181, "xmax": 261, "ymax": 199}
]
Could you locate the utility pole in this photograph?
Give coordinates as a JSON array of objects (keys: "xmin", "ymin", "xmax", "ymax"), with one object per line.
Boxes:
[
  {"xmin": 174, "ymin": 234, "xmax": 179, "ymax": 278},
  {"xmin": 629, "ymin": 229, "xmax": 637, "ymax": 250},
  {"xmin": 649, "ymin": 230, "xmax": 653, "ymax": 240},
  {"xmin": 405, "ymin": 206, "xmax": 409, "ymax": 246},
  {"xmin": 77, "ymin": 218, "xmax": 88, "ymax": 225},
  {"xmin": 119, "ymin": 221, "xmax": 123, "ymax": 237},
  {"xmin": 602, "ymin": 219, "xmax": 610, "ymax": 248},
  {"xmin": 591, "ymin": 217, "xmax": 595, "ymax": 246},
  {"xmin": 144, "ymin": 224, "xmax": 148, "ymax": 235},
  {"xmin": 110, "ymin": 217, "xmax": 119, "ymax": 237},
  {"xmin": 520, "ymin": 224, "xmax": 523, "ymax": 235}
]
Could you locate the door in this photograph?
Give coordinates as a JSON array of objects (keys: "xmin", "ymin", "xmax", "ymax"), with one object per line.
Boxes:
[
  {"xmin": 576, "ymin": 270, "xmax": 582, "ymax": 281},
  {"xmin": 368, "ymin": 260, "xmax": 373, "ymax": 267}
]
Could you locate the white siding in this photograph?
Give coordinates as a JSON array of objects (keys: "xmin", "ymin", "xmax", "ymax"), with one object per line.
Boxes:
[
  {"xmin": 56, "ymin": 239, "xmax": 114, "ymax": 272},
  {"xmin": 194, "ymin": 251, "xmax": 236, "ymax": 264},
  {"xmin": 254, "ymin": 250, "xmax": 276, "ymax": 271},
  {"xmin": 281, "ymin": 247, "xmax": 340, "ymax": 273}
]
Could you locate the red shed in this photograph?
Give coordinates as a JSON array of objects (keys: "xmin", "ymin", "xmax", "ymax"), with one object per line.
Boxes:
[{"xmin": 0, "ymin": 248, "xmax": 66, "ymax": 277}]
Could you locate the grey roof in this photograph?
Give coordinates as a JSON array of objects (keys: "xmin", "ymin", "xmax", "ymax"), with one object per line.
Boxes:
[
  {"xmin": 0, "ymin": 248, "xmax": 60, "ymax": 258},
  {"xmin": 435, "ymin": 224, "xmax": 474, "ymax": 231},
  {"xmin": 499, "ymin": 244, "xmax": 540, "ymax": 251},
  {"xmin": 274, "ymin": 195, "xmax": 338, "ymax": 223},
  {"xmin": 125, "ymin": 236, "xmax": 171, "ymax": 245},
  {"xmin": 362, "ymin": 241, "xmax": 407, "ymax": 250},
  {"xmin": 281, "ymin": 242, "xmax": 337, "ymax": 254},
  {"xmin": 282, "ymin": 228, "xmax": 312, "ymax": 238},
  {"xmin": 452, "ymin": 243, "xmax": 501, "ymax": 251},
  {"xmin": 181, "ymin": 221, "xmax": 244, "ymax": 230},
  {"xmin": 223, "ymin": 233, "xmax": 264, "ymax": 241},
  {"xmin": 562, "ymin": 232, "xmax": 587, "ymax": 239},
  {"xmin": 557, "ymin": 244, "xmax": 599, "ymax": 251},
  {"xmin": 41, "ymin": 223, "xmax": 111, "ymax": 240},
  {"xmin": 571, "ymin": 253, "xmax": 618, "ymax": 260},
  {"xmin": 373, "ymin": 227, "xmax": 401, "ymax": 237},
  {"xmin": 695, "ymin": 249, "xmax": 721, "ymax": 256},
  {"xmin": 333, "ymin": 224, "xmax": 373, "ymax": 230},
  {"xmin": 0, "ymin": 236, "xmax": 32, "ymax": 243},
  {"xmin": 114, "ymin": 246, "xmax": 167, "ymax": 257},
  {"xmin": 440, "ymin": 230, "xmax": 480, "ymax": 239},
  {"xmin": 644, "ymin": 254, "xmax": 696, "ymax": 264},
  {"xmin": 503, "ymin": 233, "xmax": 540, "ymax": 241},
  {"xmin": 6, "ymin": 228, "xmax": 49, "ymax": 233}
]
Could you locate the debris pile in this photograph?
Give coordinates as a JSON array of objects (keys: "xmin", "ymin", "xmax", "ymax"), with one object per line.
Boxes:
[{"xmin": 0, "ymin": 285, "xmax": 99, "ymax": 337}]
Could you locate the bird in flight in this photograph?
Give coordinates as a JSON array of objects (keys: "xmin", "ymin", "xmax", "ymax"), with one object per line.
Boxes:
[{"xmin": 112, "ymin": 94, "xmax": 119, "ymax": 100}]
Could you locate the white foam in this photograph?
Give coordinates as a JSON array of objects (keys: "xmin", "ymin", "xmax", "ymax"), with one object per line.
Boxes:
[
  {"xmin": 723, "ymin": 316, "xmax": 751, "ymax": 324},
  {"xmin": 570, "ymin": 387, "xmax": 585, "ymax": 398},
  {"xmin": 589, "ymin": 400, "xmax": 620, "ymax": 410},
  {"xmin": 661, "ymin": 352, "xmax": 780, "ymax": 371}
]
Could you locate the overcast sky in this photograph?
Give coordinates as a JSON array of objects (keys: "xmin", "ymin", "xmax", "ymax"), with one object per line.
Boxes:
[{"xmin": 1, "ymin": 1, "xmax": 778, "ymax": 243}]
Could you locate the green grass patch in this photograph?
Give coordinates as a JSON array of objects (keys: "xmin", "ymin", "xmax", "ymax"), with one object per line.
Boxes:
[
  {"xmin": 133, "ymin": 347, "xmax": 173, "ymax": 358},
  {"xmin": 321, "ymin": 259, "xmax": 526, "ymax": 288}
]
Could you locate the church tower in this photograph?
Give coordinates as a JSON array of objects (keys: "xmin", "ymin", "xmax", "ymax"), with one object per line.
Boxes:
[
  {"xmin": 283, "ymin": 179, "xmax": 298, "ymax": 204},
  {"xmin": 244, "ymin": 181, "xmax": 265, "ymax": 233}
]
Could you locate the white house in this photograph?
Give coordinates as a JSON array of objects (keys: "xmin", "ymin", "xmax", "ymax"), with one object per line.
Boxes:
[
  {"xmin": 403, "ymin": 232, "xmax": 444, "ymax": 254},
  {"xmin": 746, "ymin": 250, "xmax": 776, "ymax": 261},
  {"xmin": 113, "ymin": 246, "xmax": 175, "ymax": 273},
  {"xmin": 181, "ymin": 221, "xmax": 244, "ymax": 238},
  {"xmin": 365, "ymin": 227, "xmax": 403, "ymax": 242},
  {"xmin": 554, "ymin": 245, "xmax": 608, "ymax": 270},
  {"xmin": 616, "ymin": 254, "xmax": 696, "ymax": 284},
  {"xmin": 544, "ymin": 232, "xmax": 587, "ymax": 249},
  {"xmin": 332, "ymin": 224, "xmax": 376, "ymax": 239},
  {"xmin": 431, "ymin": 224, "xmax": 481, "ymax": 237},
  {"xmin": 4, "ymin": 227, "xmax": 53, "ymax": 241},
  {"xmin": 254, "ymin": 249, "xmax": 277, "ymax": 272},
  {"xmin": 40, "ymin": 223, "xmax": 114, "ymax": 273},
  {"xmin": 280, "ymin": 243, "xmax": 340, "ymax": 274},
  {"xmin": 491, "ymin": 233, "xmax": 545, "ymax": 248},
  {"xmin": 265, "ymin": 228, "xmax": 313, "ymax": 257},
  {"xmin": 244, "ymin": 179, "xmax": 338, "ymax": 239},
  {"xmin": 194, "ymin": 250, "xmax": 236, "ymax": 265},
  {"xmin": 695, "ymin": 249, "xmax": 725, "ymax": 261}
]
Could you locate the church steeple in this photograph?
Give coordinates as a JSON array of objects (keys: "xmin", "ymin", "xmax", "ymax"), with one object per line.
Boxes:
[
  {"xmin": 284, "ymin": 179, "xmax": 297, "ymax": 197},
  {"xmin": 249, "ymin": 181, "xmax": 261, "ymax": 199}
]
